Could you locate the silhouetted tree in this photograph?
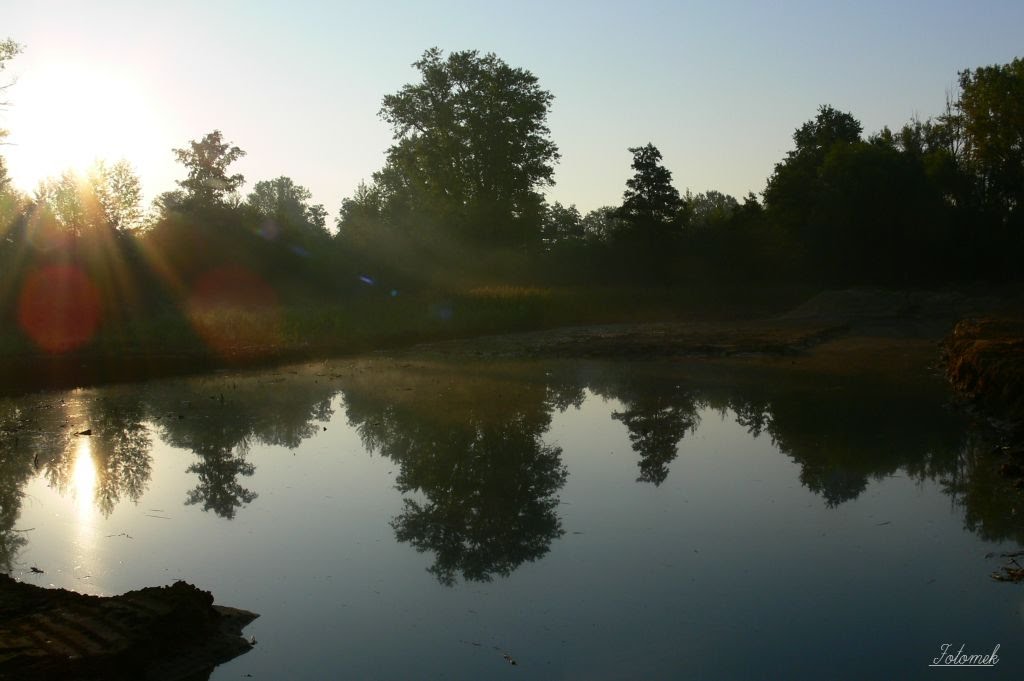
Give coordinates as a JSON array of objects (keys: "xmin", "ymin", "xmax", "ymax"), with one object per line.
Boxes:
[
  {"xmin": 95, "ymin": 160, "xmax": 145, "ymax": 231},
  {"xmin": 247, "ymin": 177, "xmax": 325, "ymax": 231},
  {"xmin": 370, "ymin": 48, "xmax": 559, "ymax": 249},
  {"xmin": 541, "ymin": 202, "xmax": 585, "ymax": 248},
  {"xmin": 612, "ymin": 143, "xmax": 684, "ymax": 281},
  {"xmin": 619, "ymin": 143, "xmax": 684, "ymax": 228},
  {"xmin": 33, "ymin": 161, "xmax": 144, "ymax": 235},
  {"xmin": 686, "ymin": 190, "xmax": 739, "ymax": 232},
  {"xmin": 580, "ymin": 206, "xmax": 626, "ymax": 242},
  {"xmin": 958, "ymin": 58, "xmax": 1024, "ymax": 225},
  {"xmin": 168, "ymin": 130, "xmax": 246, "ymax": 209},
  {"xmin": 762, "ymin": 105, "xmax": 955, "ymax": 282}
]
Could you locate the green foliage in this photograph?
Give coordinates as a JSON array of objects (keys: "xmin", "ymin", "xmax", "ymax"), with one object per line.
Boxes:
[
  {"xmin": 790, "ymin": 105, "xmax": 863, "ymax": 161},
  {"xmin": 541, "ymin": 202, "xmax": 584, "ymax": 248},
  {"xmin": 372, "ymin": 48, "xmax": 559, "ymax": 248},
  {"xmin": 4, "ymin": 46, "xmax": 1024, "ymax": 369},
  {"xmin": 618, "ymin": 143, "xmax": 683, "ymax": 230},
  {"xmin": 170, "ymin": 130, "xmax": 246, "ymax": 209},
  {"xmin": 0, "ymin": 38, "xmax": 21, "ymax": 138},
  {"xmin": 32, "ymin": 161, "xmax": 143, "ymax": 235},
  {"xmin": 958, "ymin": 58, "xmax": 1024, "ymax": 219},
  {"xmin": 686, "ymin": 190, "xmax": 739, "ymax": 232},
  {"xmin": 246, "ymin": 175, "xmax": 328, "ymax": 243}
]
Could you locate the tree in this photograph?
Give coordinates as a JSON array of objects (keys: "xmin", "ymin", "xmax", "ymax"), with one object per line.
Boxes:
[
  {"xmin": 957, "ymin": 58, "xmax": 1024, "ymax": 220},
  {"xmin": 91, "ymin": 160, "xmax": 144, "ymax": 231},
  {"xmin": 612, "ymin": 396, "xmax": 699, "ymax": 486},
  {"xmin": 171, "ymin": 130, "xmax": 246, "ymax": 208},
  {"xmin": 580, "ymin": 206, "xmax": 626, "ymax": 242},
  {"xmin": 686, "ymin": 190, "xmax": 739, "ymax": 232},
  {"xmin": 0, "ymin": 38, "xmax": 21, "ymax": 142},
  {"xmin": 609, "ymin": 143, "xmax": 685, "ymax": 282},
  {"xmin": 790, "ymin": 105, "xmax": 863, "ymax": 162},
  {"xmin": 246, "ymin": 175, "xmax": 327, "ymax": 236},
  {"xmin": 763, "ymin": 106, "xmax": 865, "ymax": 277},
  {"xmin": 618, "ymin": 143, "xmax": 684, "ymax": 230},
  {"xmin": 335, "ymin": 180, "xmax": 385, "ymax": 246},
  {"xmin": 33, "ymin": 160, "xmax": 144, "ymax": 234},
  {"xmin": 540, "ymin": 202, "xmax": 584, "ymax": 248},
  {"xmin": 373, "ymin": 48, "xmax": 559, "ymax": 248},
  {"xmin": 0, "ymin": 39, "xmax": 23, "ymax": 195}
]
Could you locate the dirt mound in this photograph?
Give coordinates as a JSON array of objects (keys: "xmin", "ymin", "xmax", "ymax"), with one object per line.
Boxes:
[
  {"xmin": 0, "ymin": 575, "xmax": 257, "ymax": 681},
  {"xmin": 944, "ymin": 317, "xmax": 1024, "ymax": 424}
]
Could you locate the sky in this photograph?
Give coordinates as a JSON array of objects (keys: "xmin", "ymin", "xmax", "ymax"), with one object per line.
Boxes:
[{"xmin": 2, "ymin": 0, "xmax": 1023, "ymax": 218}]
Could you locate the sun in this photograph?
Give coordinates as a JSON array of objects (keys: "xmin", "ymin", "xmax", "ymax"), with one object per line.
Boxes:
[{"xmin": 3, "ymin": 59, "xmax": 169, "ymax": 196}]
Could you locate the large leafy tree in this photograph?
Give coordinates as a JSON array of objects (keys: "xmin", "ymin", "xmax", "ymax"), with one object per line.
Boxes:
[
  {"xmin": 957, "ymin": 58, "xmax": 1024, "ymax": 220},
  {"xmin": 763, "ymin": 105, "xmax": 864, "ymax": 276},
  {"xmin": 33, "ymin": 160, "xmax": 144, "ymax": 235},
  {"xmin": 618, "ymin": 143, "xmax": 684, "ymax": 230},
  {"xmin": 610, "ymin": 143, "xmax": 685, "ymax": 282},
  {"xmin": 372, "ymin": 48, "xmax": 559, "ymax": 248},
  {"xmin": 170, "ymin": 130, "xmax": 246, "ymax": 208},
  {"xmin": 765, "ymin": 105, "xmax": 956, "ymax": 282},
  {"xmin": 91, "ymin": 160, "xmax": 144, "ymax": 231},
  {"xmin": 246, "ymin": 175, "xmax": 327, "ymax": 235}
]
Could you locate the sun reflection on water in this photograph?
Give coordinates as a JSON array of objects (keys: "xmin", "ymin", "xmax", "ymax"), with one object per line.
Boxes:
[
  {"xmin": 72, "ymin": 437, "xmax": 97, "ymax": 519},
  {"xmin": 69, "ymin": 437, "xmax": 101, "ymax": 586}
]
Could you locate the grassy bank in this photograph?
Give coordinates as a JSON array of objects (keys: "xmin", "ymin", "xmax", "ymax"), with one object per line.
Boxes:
[{"xmin": 0, "ymin": 283, "xmax": 813, "ymax": 394}]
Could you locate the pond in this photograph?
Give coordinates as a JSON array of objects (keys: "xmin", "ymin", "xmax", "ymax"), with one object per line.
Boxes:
[{"xmin": 1, "ymin": 355, "xmax": 1021, "ymax": 679}]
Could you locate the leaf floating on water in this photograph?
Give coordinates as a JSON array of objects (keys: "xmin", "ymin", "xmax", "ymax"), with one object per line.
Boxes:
[{"xmin": 75, "ymin": 429, "xmax": 92, "ymax": 436}]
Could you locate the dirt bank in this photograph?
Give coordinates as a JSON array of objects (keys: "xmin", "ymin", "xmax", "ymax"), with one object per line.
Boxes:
[
  {"xmin": 944, "ymin": 317, "xmax": 1024, "ymax": 424},
  {"xmin": 0, "ymin": 575, "xmax": 256, "ymax": 681}
]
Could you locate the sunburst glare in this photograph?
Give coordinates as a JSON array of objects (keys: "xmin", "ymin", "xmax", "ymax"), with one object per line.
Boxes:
[{"xmin": 3, "ymin": 59, "xmax": 170, "ymax": 197}]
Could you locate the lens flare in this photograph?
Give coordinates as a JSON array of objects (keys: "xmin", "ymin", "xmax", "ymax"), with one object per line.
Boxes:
[
  {"xmin": 17, "ymin": 265, "xmax": 102, "ymax": 353},
  {"xmin": 187, "ymin": 265, "xmax": 281, "ymax": 360}
]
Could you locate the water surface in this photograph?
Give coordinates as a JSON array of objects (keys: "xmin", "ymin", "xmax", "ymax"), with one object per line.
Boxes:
[{"xmin": 1, "ymin": 357, "xmax": 1021, "ymax": 679}]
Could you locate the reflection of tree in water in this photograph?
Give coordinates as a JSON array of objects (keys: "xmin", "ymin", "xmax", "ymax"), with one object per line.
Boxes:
[
  {"xmin": 731, "ymin": 396, "xmax": 773, "ymax": 438},
  {"xmin": 612, "ymin": 398, "xmax": 700, "ymax": 485},
  {"xmin": 185, "ymin": 443, "xmax": 257, "ymax": 520},
  {"xmin": 591, "ymin": 373, "xmax": 700, "ymax": 486},
  {"xmin": 343, "ymin": 367, "xmax": 568, "ymax": 586},
  {"xmin": 155, "ymin": 372, "xmax": 336, "ymax": 519},
  {"xmin": 38, "ymin": 392, "xmax": 153, "ymax": 517},
  {"xmin": 590, "ymin": 364, "xmax": 966, "ymax": 505},
  {"xmin": 160, "ymin": 413, "xmax": 262, "ymax": 520},
  {"xmin": 88, "ymin": 395, "xmax": 151, "ymax": 516},
  {"xmin": 940, "ymin": 431, "xmax": 1024, "ymax": 545},
  {"xmin": 0, "ymin": 402, "xmax": 37, "ymax": 572},
  {"xmin": 758, "ymin": 387, "xmax": 963, "ymax": 508}
]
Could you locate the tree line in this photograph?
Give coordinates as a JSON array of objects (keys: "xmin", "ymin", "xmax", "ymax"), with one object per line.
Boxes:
[{"xmin": 1, "ymin": 45, "xmax": 1022, "ymax": 314}]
